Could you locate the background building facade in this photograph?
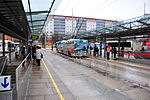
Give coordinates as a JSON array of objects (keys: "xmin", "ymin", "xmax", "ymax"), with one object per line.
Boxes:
[{"xmin": 44, "ymin": 15, "xmax": 115, "ymax": 41}]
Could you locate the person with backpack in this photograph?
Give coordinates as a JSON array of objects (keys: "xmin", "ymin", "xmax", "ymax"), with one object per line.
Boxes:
[
  {"xmin": 36, "ymin": 46, "xmax": 43, "ymax": 66},
  {"xmin": 90, "ymin": 46, "xmax": 93, "ymax": 56}
]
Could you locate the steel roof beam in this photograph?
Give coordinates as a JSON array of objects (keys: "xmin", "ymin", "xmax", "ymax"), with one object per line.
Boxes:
[
  {"xmin": 28, "ymin": 19, "xmax": 45, "ymax": 22},
  {"xmin": 31, "ymin": 28, "xmax": 42, "ymax": 30},
  {"xmin": 0, "ymin": 0, "xmax": 30, "ymax": 40},
  {"xmin": 26, "ymin": 10, "xmax": 48, "ymax": 15},
  {"xmin": 31, "ymin": 25, "xmax": 44, "ymax": 27},
  {"xmin": 40, "ymin": 0, "xmax": 56, "ymax": 34},
  {"xmin": 117, "ymin": 25, "xmax": 130, "ymax": 30},
  {"xmin": 137, "ymin": 20, "xmax": 150, "ymax": 26}
]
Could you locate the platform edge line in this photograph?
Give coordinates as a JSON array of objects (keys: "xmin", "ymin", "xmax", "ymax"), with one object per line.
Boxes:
[{"xmin": 42, "ymin": 59, "xmax": 64, "ymax": 100}]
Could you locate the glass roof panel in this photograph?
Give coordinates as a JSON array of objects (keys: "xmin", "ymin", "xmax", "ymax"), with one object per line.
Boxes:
[
  {"xmin": 77, "ymin": 14, "xmax": 150, "ymax": 39},
  {"xmin": 22, "ymin": 0, "xmax": 62, "ymax": 35}
]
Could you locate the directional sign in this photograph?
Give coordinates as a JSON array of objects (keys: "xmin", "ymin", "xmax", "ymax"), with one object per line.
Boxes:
[{"xmin": 0, "ymin": 76, "xmax": 11, "ymax": 91}]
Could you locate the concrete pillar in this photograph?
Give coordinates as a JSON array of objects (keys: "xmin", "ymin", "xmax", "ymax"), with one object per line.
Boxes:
[
  {"xmin": 118, "ymin": 37, "xmax": 121, "ymax": 57},
  {"xmin": 8, "ymin": 42, "xmax": 11, "ymax": 63},
  {"xmin": 2, "ymin": 33, "xmax": 5, "ymax": 57},
  {"xmin": 104, "ymin": 37, "xmax": 106, "ymax": 58}
]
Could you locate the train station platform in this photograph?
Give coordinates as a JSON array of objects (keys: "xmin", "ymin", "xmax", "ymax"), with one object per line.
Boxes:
[
  {"xmin": 27, "ymin": 59, "xmax": 76, "ymax": 100},
  {"xmin": 1, "ymin": 48, "xmax": 150, "ymax": 100},
  {"xmin": 25, "ymin": 49, "xmax": 150, "ymax": 100}
]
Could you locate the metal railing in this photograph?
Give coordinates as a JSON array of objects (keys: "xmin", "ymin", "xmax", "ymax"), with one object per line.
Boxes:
[
  {"xmin": 16, "ymin": 53, "xmax": 32, "ymax": 100},
  {"xmin": 0, "ymin": 56, "xmax": 7, "ymax": 76}
]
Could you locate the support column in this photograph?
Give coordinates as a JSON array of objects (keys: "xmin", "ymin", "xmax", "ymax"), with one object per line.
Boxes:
[
  {"xmin": 118, "ymin": 37, "xmax": 121, "ymax": 57},
  {"xmin": 104, "ymin": 36, "xmax": 106, "ymax": 58},
  {"xmin": 8, "ymin": 42, "xmax": 11, "ymax": 63},
  {"xmin": 2, "ymin": 33, "xmax": 5, "ymax": 57}
]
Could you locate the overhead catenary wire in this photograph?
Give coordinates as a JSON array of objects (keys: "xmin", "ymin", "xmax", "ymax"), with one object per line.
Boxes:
[
  {"xmin": 41, "ymin": 0, "xmax": 56, "ymax": 34},
  {"xmin": 73, "ymin": 18, "xmax": 84, "ymax": 39},
  {"xmin": 72, "ymin": 0, "xmax": 120, "ymax": 39},
  {"xmin": 28, "ymin": 0, "xmax": 34, "ymax": 34},
  {"xmin": 71, "ymin": 0, "xmax": 117, "ymax": 39}
]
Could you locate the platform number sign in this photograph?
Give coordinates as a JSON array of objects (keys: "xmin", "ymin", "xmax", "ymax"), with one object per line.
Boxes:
[{"xmin": 0, "ymin": 76, "xmax": 11, "ymax": 91}]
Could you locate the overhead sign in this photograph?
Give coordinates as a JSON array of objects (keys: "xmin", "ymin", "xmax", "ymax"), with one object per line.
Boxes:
[
  {"xmin": 29, "ymin": 35, "xmax": 32, "ymax": 40},
  {"xmin": 97, "ymin": 37, "xmax": 102, "ymax": 41},
  {"xmin": 32, "ymin": 35, "xmax": 39, "ymax": 40},
  {"xmin": 0, "ymin": 76, "xmax": 11, "ymax": 91}
]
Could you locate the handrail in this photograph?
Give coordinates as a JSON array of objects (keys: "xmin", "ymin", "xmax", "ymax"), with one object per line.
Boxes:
[
  {"xmin": 16, "ymin": 52, "xmax": 31, "ymax": 71},
  {"xmin": 0, "ymin": 56, "xmax": 7, "ymax": 76},
  {"xmin": 16, "ymin": 52, "xmax": 32, "ymax": 100},
  {"xmin": 16, "ymin": 52, "xmax": 31, "ymax": 90}
]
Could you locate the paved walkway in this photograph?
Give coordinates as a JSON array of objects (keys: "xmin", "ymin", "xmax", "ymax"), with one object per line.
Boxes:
[
  {"xmin": 25, "ymin": 49, "xmax": 150, "ymax": 100},
  {"xmin": 27, "ymin": 58, "xmax": 76, "ymax": 100}
]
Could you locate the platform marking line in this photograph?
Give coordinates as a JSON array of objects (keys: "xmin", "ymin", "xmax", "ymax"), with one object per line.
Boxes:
[{"xmin": 42, "ymin": 59, "xmax": 64, "ymax": 100}]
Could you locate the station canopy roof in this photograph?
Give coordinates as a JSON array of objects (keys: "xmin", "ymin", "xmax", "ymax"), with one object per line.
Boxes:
[
  {"xmin": 64, "ymin": 14, "xmax": 150, "ymax": 40},
  {"xmin": 0, "ymin": 0, "xmax": 61, "ymax": 41},
  {"xmin": 23, "ymin": 0, "xmax": 62, "ymax": 36},
  {"xmin": 0, "ymin": 0, "xmax": 30, "ymax": 41}
]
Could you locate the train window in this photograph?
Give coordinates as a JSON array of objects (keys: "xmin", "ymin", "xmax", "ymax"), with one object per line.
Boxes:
[{"xmin": 108, "ymin": 42, "xmax": 131, "ymax": 47}]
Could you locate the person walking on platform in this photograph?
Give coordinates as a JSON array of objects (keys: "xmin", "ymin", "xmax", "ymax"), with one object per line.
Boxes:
[
  {"xmin": 15, "ymin": 46, "xmax": 19, "ymax": 59},
  {"xmin": 107, "ymin": 46, "xmax": 110, "ymax": 60},
  {"xmin": 121, "ymin": 47, "xmax": 124, "ymax": 57},
  {"xmin": 96, "ymin": 46, "xmax": 99, "ymax": 56},
  {"xmin": 36, "ymin": 46, "xmax": 43, "ymax": 66},
  {"xmin": 52, "ymin": 45, "xmax": 53, "ymax": 51},
  {"xmin": 27, "ymin": 45, "xmax": 31, "ymax": 59},
  {"xmin": 21, "ymin": 46, "xmax": 26, "ymax": 67},
  {"xmin": 113, "ymin": 47, "xmax": 117, "ymax": 59},
  {"xmin": 21, "ymin": 47, "xmax": 26, "ymax": 60},
  {"xmin": 90, "ymin": 46, "xmax": 93, "ymax": 56},
  {"xmin": 93, "ymin": 44, "xmax": 97, "ymax": 56},
  {"xmin": 32, "ymin": 45, "xmax": 36, "ymax": 65},
  {"xmin": 111, "ymin": 47, "xmax": 114, "ymax": 58}
]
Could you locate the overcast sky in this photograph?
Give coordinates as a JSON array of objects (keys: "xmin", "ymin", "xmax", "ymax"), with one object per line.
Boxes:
[
  {"xmin": 23, "ymin": 0, "xmax": 150, "ymax": 21},
  {"xmin": 54, "ymin": 0, "xmax": 150, "ymax": 21}
]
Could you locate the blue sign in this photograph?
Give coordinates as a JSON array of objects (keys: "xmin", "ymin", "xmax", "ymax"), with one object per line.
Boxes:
[
  {"xmin": 1, "ymin": 77, "xmax": 9, "ymax": 88},
  {"xmin": 0, "ymin": 76, "xmax": 11, "ymax": 91}
]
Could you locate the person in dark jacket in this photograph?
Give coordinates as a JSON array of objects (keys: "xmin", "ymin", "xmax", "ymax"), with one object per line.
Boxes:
[
  {"xmin": 21, "ymin": 47, "xmax": 26, "ymax": 60},
  {"xmin": 93, "ymin": 44, "xmax": 97, "ymax": 56},
  {"xmin": 114, "ymin": 47, "xmax": 117, "ymax": 59},
  {"xmin": 90, "ymin": 46, "xmax": 93, "ymax": 56},
  {"xmin": 32, "ymin": 45, "xmax": 36, "ymax": 65}
]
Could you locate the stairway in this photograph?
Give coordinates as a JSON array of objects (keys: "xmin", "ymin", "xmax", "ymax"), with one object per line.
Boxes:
[{"xmin": 4, "ymin": 65, "xmax": 18, "ymax": 84}]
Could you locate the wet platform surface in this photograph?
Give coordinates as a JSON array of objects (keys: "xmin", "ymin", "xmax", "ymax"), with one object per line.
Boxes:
[
  {"xmin": 27, "ymin": 49, "xmax": 150, "ymax": 100},
  {"xmin": 27, "ymin": 58, "xmax": 76, "ymax": 100}
]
